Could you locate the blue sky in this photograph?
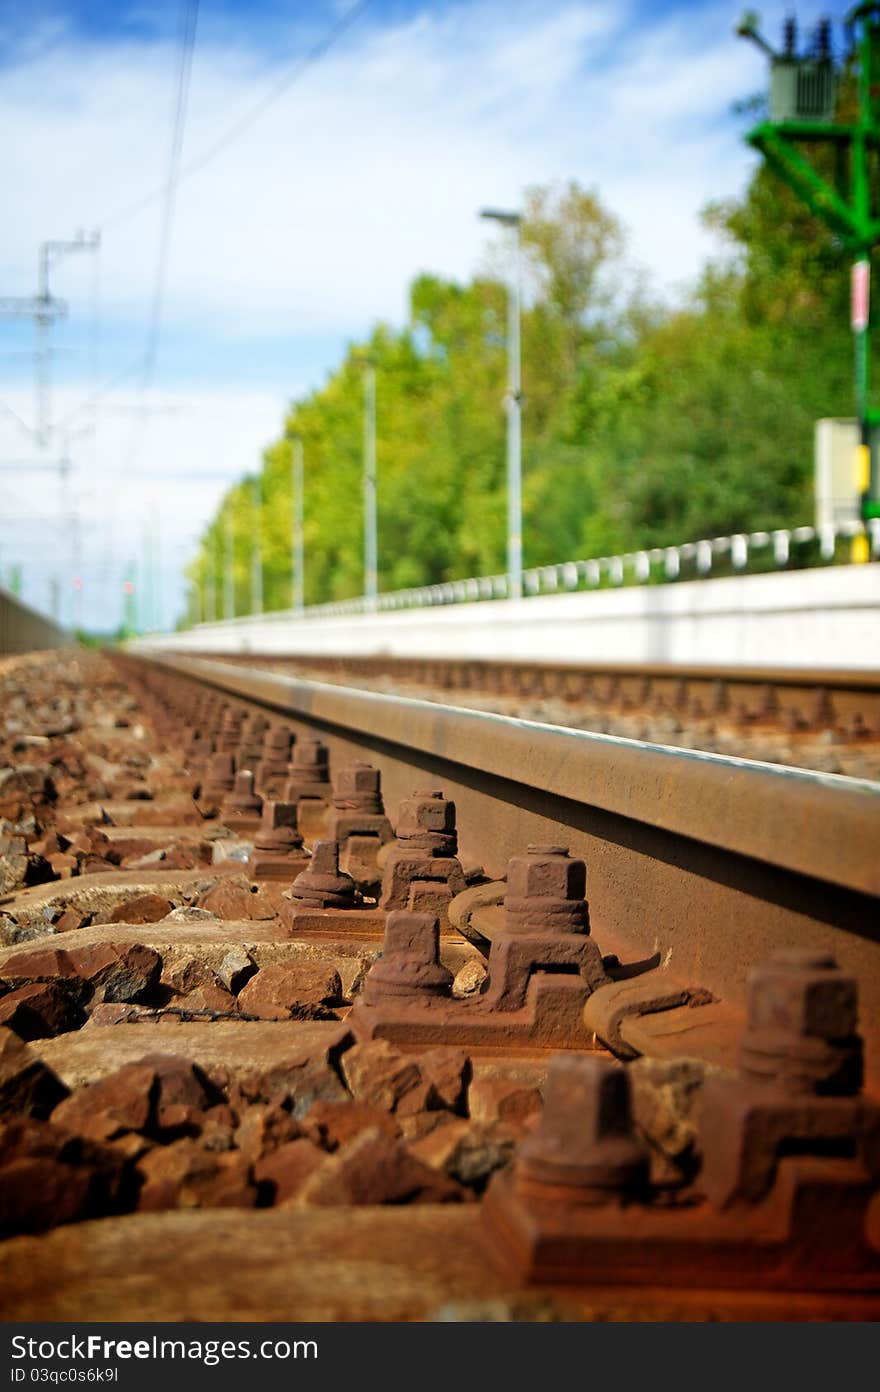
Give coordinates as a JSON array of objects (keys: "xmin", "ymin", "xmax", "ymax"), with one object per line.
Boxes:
[{"xmin": 0, "ymin": 0, "xmax": 852, "ymax": 630}]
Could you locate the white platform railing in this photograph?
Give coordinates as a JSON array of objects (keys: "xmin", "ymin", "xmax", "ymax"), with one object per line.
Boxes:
[{"xmin": 186, "ymin": 516, "xmax": 880, "ymax": 630}]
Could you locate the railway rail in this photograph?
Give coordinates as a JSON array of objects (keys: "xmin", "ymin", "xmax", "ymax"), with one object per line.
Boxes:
[
  {"xmin": 213, "ymin": 653, "xmax": 880, "ymax": 733},
  {"xmin": 0, "ymin": 586, "xmax": 70, "ymax": 657},
  {"xmin": 175, "ymin": 651, "xmax": 880, "ymax": 782},
  {"xmin": 0, "ymin": 646, "xmax": 878, "ymax": 1320}
]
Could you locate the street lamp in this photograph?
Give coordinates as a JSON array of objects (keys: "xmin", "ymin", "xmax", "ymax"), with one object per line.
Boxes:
[
  {"xmin": 291, "ymin": 435, "xmax": 305, "ymax": 613},
  {"xmin": 224, "ymin": 508, "xmax": 235, "ymax": 620},
  {"xmin": 362, "ymin": 360, "xmax": 378, "ymax": 610},
  {"xmin": 251, "ymin": 475, "xmax": 263, "ymax": 615},
  {"xmin": 480, "ymin": 206, "xmax": 523, "ymax": 599}
]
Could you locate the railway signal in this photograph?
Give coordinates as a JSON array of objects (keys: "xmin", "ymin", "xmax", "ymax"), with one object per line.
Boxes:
[{"xmin": 737, "ymin": 5, "xmax": 880, "ymax": 542}]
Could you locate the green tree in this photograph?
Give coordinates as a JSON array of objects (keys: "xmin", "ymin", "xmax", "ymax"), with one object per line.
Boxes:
[{"xmin": 184, "ymin": 165, "xmax": 860, "ymax": 624}]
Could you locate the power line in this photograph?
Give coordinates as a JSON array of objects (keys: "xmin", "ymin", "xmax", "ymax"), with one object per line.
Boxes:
[
  {"xmin": 100, "ymin": 0, "xmax": 371, "ymax": 233},
  {"xmin": 0, "ymin": 399, "xmax": 35, "ymax": 436},
  {"xmin": 54, "ymin": 357, "xmax": 145, "ymax": 431},
  {"xmin": 144, "ymin": 0, "xmax": 200, "ymax": 390},
  {"xmin": 105, "ymin": 0, "xmax": 199, "ymax": 629},
  {"xmin": 54, "ymin": 2, "xmax": 370, "ymax": 437}
]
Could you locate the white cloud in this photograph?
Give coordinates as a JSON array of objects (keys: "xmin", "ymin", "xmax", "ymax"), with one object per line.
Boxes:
[
  {"xmin": 0, "ymin": 1, "xmax": 765, "ymax": 330},
  {"xmin": 0, "ymin": 383, "xmax": 287, "ymax": 631},
  {"xmin": 0, "ymin": 0, "xmax": 806, "ymax": 629}
]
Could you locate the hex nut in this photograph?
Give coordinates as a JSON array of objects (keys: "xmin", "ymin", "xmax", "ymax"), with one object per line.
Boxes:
[
  {"xmin": 336, "ymin": 763, "xmax": 381, "ymax": 797},
  {"xmin": 507, "ymin": 847, "xmax": 585, "ymax": 901},
  {"xmin": 747, "ymin": 950, "xmax": 857, "ymax": 1041}
]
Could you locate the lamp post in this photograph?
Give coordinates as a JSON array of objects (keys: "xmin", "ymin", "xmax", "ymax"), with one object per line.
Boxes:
[
  {"xmin": 205, "ymin": 544, "xmax": 216, "ymax": 624},
  {"xmin": 251, "ymin": 475, "xmax": 263, "ymax": 615},
  {"xmin": 224, "ymin": 509, "xmax": 235, "ymax": 620},
  {"xmin": 363, "ymin": 362, "xmax": 378, "ymax": 610},
  {"xmin": 291, "ymin": 436, "xmax": 305, "ymax": 613},
  {"xmin": 480, "ymin": 207, "xmax": 523, "ymax": 599}
]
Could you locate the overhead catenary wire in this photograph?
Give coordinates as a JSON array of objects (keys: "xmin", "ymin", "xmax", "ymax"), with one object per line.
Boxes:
[
  {"xmin": 59, "ymin": 1, "xmax": 200, "ymax": 442},
  {"xmin": 54, "ymin": 2, "xmax": 369, "ymax": 630},
  {"xmin": 0, "ymin": 399, "xmax": 35, "ymax": 437},
  {"xmin": 103, "ymin": 0, "xmax": 199, "ymax": 631},
  {"xmin": 56, "ymin": 2, "xmax": 371, "ymax": 438},
  {"xmin": 54, "ymin": 358, "xmax": 143, "ymax": 432},
  {"xmin": 143, "ymin": 0, "xmax": 200, "ymax": 391},
  {"xmin": 99, "ymin": 0, "xmax": 371, "ymax": 234}
]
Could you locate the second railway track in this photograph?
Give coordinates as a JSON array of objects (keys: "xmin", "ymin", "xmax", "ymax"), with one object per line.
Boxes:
[{"xmin": 185, "ymin": 651, "xmax": 880, "ymax": 782}]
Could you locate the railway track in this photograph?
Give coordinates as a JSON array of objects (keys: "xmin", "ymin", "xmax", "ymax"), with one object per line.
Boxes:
[
  {"xmin": 183, "ymin": 651, "xmax": 880, "ymax": 782},
  {"xmin": 0, "ymin": 647, "xmax": 878, "ymax": 1320}
]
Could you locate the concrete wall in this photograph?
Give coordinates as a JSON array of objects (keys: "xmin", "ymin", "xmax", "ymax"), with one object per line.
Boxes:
[{"xmin": 138, "ymin": 564, "xmax": 880, "ymax": 670}]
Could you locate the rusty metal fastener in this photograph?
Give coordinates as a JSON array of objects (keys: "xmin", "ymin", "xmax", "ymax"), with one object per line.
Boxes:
[
  {"xmin": 184, "ymin": 732, "xmax": 214, "ymax": 770},
  {"xmin": 394, "ymin": 789, "xmax": 457, "ymax": 855},
  {"xmin": 332, "ymin": 761, "xmax": 384, "ymax": 813},
  {"xmin": 263, "ymin": 722, "xmax": 293, "ymax": 756},
  {"xmin": 243, "ymin": 712, "xmax": 269, "ymax": 738},
  {"xmin": 217, "ymin": 709, "xmax": 244, "ymax": 752},
  {"xmin": 252, "ymin": 801, "xmax": 303, "ymax": 853},
  {"xmin": 326, "ymin": 762, "xmax": 393, "ymax": 894},
  {"xmin": 287, "ymin": 736, "xmax": 329, "ymax": 782},
  {"xmin": 482, "ymin": 846, "xmax": 606, "ymax": 1012},
  {"xmin": 287, "ymin": 841, "xmax": 357, "ymax": 909},
  {"xmin": 256, "ymin": 723, "xmax": 295, "ymax": 792},
  {"xmin": 699, "ymin": 949, "xmax": 880, "ymax": 1208},
  {"xmin": 201, "ymin": 752, "xmax": 236, "ymax": 798},
  {"xmin": 238, "ymin": 713, "xmax": 269, "ymax": 766},
  {"xmin": 378, "ymin": 789, "xmax": 466, "ymax": 921},
  {"xmin": 505, "ymin": 844, "xmax": 590, "ymax": 936},
  {"xmin": 363, "ymin": 911, "xmax": 453, "ymax": 1005},
  {"xmin": 740, "ymin": 948, "xmax": 862, "ymax": 1095},
  {"xmin": 515, "ymin": 1054, "xmax": 649, "ymax": 1205},
  {"xmin": 221, "ymin": 770, "xmax": 263, "ymax": 818}
]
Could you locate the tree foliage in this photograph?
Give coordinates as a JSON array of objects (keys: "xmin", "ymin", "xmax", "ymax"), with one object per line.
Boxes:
[{"xmin": 184, "ymin": 166, "xmax": 871, "ymax": 621}]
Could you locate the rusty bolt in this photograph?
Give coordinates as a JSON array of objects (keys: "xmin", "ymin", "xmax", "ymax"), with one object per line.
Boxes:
[
  {"xmin": 363, "ymin": 911, "xmax": 453, "ymax": 1004},
  {"xmin": 396, "ymin": 789, "xmax": 456, "ymax": 840},
  {"xmin": 504, "ymin": 845, "xmax": 589, "ymax": 936},
  {"xmin": 516, "ymin": 1055, "xmax": 648, "ymax": 1203},
  {"xmin": 185, "ymin": 733, "xmax": 213, "ymax": 764},
  {"xmin": 287, "ymin": 841, "xmax": 357, "ymax": 909},
  {"xmin": 223, "ymin": 770, "xmax": 262, "ymax": 814},
  {"xmin": 334, "ymin": 762, "xmax": 382, "ymax": 808},
  {"xmin": 747, "ymin": 950, "xmax": 857, "ymax": 1039},
  {"xmin": 740, "ymin": 949, "xmax": 862, "ymax": 1095},
  {"xmin": 204, "ymin": 752, "xmax": 235, "ymax": 792},
  {"xmin": 336, "ymin": 762, "xmax": 380, "ymax": 796},
  {"xmin": 253, "ymin": 801, "xmax": 303, "ymax": 852},
  {"xmin": 217, "ymin": 709, "xmax": 245, "ymax": 752},
  {"xmin": 263, "ymin": 723, "xmax": 293, "ymax": 755},
  {"xmin": 507, "ymin": 844, "xmax": 586, "ymax": 902},
  {"xmin": 291, "ymin": 736, "xmax": 329, "ymax": 772}
]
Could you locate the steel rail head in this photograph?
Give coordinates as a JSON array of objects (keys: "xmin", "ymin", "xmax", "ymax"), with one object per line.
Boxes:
[{"xmin": 132, "ymin": 651, "xmax": 880, "ymax": 896}]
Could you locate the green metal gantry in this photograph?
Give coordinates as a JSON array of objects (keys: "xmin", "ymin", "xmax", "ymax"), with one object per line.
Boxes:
[{"xmin": 740, "ymin": 3, "xmax": 880, "ymax": 521}]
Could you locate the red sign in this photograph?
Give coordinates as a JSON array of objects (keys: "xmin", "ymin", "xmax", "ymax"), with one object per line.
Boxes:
[{"xmin": 852, "ymin": 259, "xmax": 870, "ymax": 331}]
